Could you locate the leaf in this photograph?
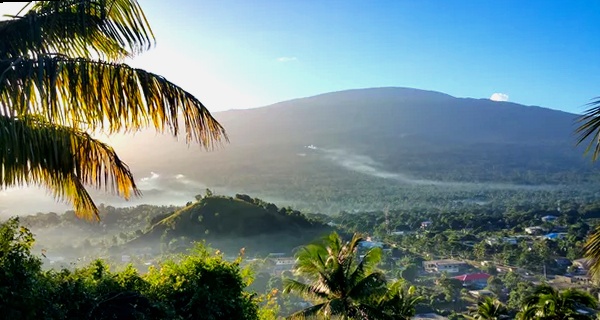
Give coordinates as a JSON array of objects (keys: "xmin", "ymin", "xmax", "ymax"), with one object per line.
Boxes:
[
  {"xmin": 0, "ymin": 56, "xmax": 227, "ymax": 148},
  {"xmin": 0, "ymin": 115, "xmax": 138, "ymax": 220}
]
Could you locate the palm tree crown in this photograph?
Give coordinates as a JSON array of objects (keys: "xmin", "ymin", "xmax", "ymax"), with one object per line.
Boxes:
[
  {"xmin": 519, "ymin": 284, "xmax": 597, "ymax": 320},
  {"xmin": 466, "ymin": 296, "xmax": 508, "ymax": 320},
  {"xmin": 0, "ymin": 0, "xmax": 226, "ymax": 220},
  {"xmin": 283, "ymin": 232, "xmax": 388, "ymax": 319}
]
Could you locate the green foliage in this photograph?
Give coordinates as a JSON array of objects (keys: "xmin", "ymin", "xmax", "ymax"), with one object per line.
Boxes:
[
  {"xmin": 401, "ymin": 264, "xmax": 419, "ymax": 283},
  {"xmin": 283, "ymin": 232, "xmax": 421, "ymax": 319},
  {"xmin": 375, "ymin": 281, "xmax": 423, "ymax": 320},
  {"xmin": 519, "ymin": 284, "xmax": 597, "ymax": 320},
  {"xmin": 0, "ymin": 0, "xmax": 225, "ymax": 219},
  {"xmin": 0, "ymin": 218, "xmax": 44, "ymax": 319},
  {"xmin": 144, "ymin": 244, "xmax": 258, "ymax": 320},
  {"xmin": 0, "ymin": 218, "xmax": 260, "ymax": 319},
  {"xmin": 465, "ymin": 297, "xmax": 508, "ymax": 320}
]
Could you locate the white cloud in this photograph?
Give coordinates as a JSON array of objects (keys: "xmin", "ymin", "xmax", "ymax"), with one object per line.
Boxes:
[
  {"xmin": 490, "ymin": 93, "xmax": 509, "ymax": 102},
  {"xmin": 140, "ymin": 171, "xmax": 160, "ymax": 182},
  {"xmin": 175, "ymin": 174, "xmax": 185, "ymax": 180},
  {"xmin": 277, "ymin": 56, "xmax": 297, "ymax": 62}
]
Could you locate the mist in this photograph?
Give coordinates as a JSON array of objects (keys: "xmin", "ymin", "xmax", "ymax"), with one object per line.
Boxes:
[
  {"xmin": 0, "ymin": 172, "xmax": 210, "ymax": 217},
  {"xmin": 315, "ymin": 147, "xmax": 559, "ymax": 191}
]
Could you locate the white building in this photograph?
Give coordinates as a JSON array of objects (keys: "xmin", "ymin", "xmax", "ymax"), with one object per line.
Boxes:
[{"xmin": 423, "ymin": 259, "xmax": 468, "ymax": 273}]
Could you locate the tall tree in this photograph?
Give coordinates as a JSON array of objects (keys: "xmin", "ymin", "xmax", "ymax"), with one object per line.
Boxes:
[
  {"xmin": 283, "ymin": 232, "xmax": 388, "ymax": 319},
  {"xmin": 0, "ymin": 0, "xmax": 226, "ymax": 220},
  {"xmin": 519, "ymin": 284, "xmax": 596, "ymax": 320}
]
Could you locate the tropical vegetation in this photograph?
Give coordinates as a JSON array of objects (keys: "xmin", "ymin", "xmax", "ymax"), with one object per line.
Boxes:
[
  {"xmin": 0, "ymin": 0, "xmax": 226, "ymax": 220},
  {"xmin": 518, "ymin": 285, "xmax": 597, "ymax": 320},
  {"xmin": 465, "ymin": 297, "xmax": 508, "ymax": 320},
  {"xmin": 283, "ymin": 232, "xmax": 421, "ymax": 319},
  {"xmin": 0, "ymin": 217, "xmax": 259, "ymax": 319}
]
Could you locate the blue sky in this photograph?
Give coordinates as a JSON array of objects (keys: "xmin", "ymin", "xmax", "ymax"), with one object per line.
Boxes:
[
  {"xmin": 4, "ymin": 1, "xmax": 600, "ymax": 113},
  {"xmin": 123, "ymin": 0, "xmax": 600, "ymax": 113}
]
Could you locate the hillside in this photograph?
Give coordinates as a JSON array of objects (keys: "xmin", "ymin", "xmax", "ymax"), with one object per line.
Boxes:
[
  {"xmin": 5, "ymin": 87, "xmax": 600, "ymax": 215},
  {"xmin": 131, "ymin": 195, "xmax": 330, "ymax": 254},
  {"xmin": 89, "ymin": 87, "xmax": 599, "ymax": 213}
]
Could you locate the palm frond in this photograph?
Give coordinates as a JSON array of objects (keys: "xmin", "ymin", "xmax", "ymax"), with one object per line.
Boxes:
[
  {"xmin": 0, "ymin": 115, "xmax": 138, "ymax": 220},
  {"xmin": 584, "ymin": 226, "xmax": 600, "ymax": 279},
  {"xmin": 576, "ymin": 98, "xmax": 600, "ymax": 161},
  {"xmin": 282, "ymin": 279, "xmax": 329, "ymax": 301},
  {"xmin": 0, "ymin": 0, "xmax": 153, "ymax": 60},
  {"xmin": 561, "ymin": 289, "xmax": 597, "ymax": 309},
  {"xmin": 0, "ymin": 56, "xmax": 227, "ymax": 148},
  {"xmin": 347, "ymin": 271, "xmax": 387, "ymax": 301},
  {"xmin": 285, "ymin": 302, "xmax": 328, "ymax": 320},
  {"xmin": 348, "ymin": 246, "xmax": 383, "ymax": 289}
]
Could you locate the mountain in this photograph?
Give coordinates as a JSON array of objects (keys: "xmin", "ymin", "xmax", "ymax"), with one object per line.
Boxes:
[
  {"xmin": 4, "ymin": 87, "xmax": 599, "ymax": 215},
  {"xmin": 97, "ymin": 87, "xmax": 599, "ymax": 213}
]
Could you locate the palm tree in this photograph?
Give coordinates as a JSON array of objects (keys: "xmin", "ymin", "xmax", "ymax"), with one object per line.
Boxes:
[
  {"xmin": 519, "ymin": 284, "xmax": 597, "ymax": 319},
  {"xmin": 0, "ymin": 1, "xmax": 226, "ymax": 220},
  {"xmin": 466, "ymin": 296, "xmax": 508, "ymax": 320},
  {"xmin": 375, "ymin": 280, "xmax": 423, "ymax": 320},
  {"xmin": 283, "ymin": 232, "xmax": 388, "ymax": 319}
]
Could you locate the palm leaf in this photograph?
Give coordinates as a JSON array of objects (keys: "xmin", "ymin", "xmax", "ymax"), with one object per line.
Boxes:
[
  {"xmin": 347, "ymin": 271, "xmax": 387, "ymax": 302},
  {"xmin": 584, "ymin": 226, "xmax": 600, "ymax": 279},
  {"xmin": 0, "ymin": 115, "xmax": 138, "ymax": 220},
  {"xmin": 0, "ymin": 0, "xmax": 154, "ymax": 60},
  {"xmin": 576, "ymin": 98, "xmax": 600, "ymax": 161},
  {"xmin": 285, "ymin": 302, "xmax": 328, "ymax": 320},
  {"xmin": 282, "ymin": 278, "xmax": 329, "ymax": 301},
  {"xmin": 347, "ymin": 246, "xmax": 383, "ymax": 290},
  {"xmin": 0, "ymin": 56, "xmax": 227, "ymax": 147}
]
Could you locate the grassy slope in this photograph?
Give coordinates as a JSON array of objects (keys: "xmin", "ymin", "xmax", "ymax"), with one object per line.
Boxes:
[{"xmin": 134, "ymin": 196, "xmax": 330, "ymax": 255}]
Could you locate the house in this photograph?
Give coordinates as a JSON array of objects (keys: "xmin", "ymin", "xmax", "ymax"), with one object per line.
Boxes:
[
  {"xmin": 360, "ymin": 237, "xmax": 384, "ymax": 249},
  {"xmin": 544, "ymin": 233, "xmax": 568, "ymax": 240},
  {"xmin": 453, "ymin": 273, "xmax": 491, "ymax": 289},
  {"xmin": 423, "ymin": 259, "xmax": 468, "ymax": 273},
  {"xmin": 486, "ymin": 237, "xmax": 517, "ymax": 246},
  {"xmin": 413, "ymin": 313, "xmax": 448, "ymax": 320},
  {"xmin": 389, "ymin": 230, "xmax": 415, "ymax": 236},
  {"xmin": 271, "ymin": 257, "xmax": 296, "ymax": 275},
  {"xmin": 525, "ymin": 226, "xmax": 547, "ymax": 235},
  {"xmin": 421, "ymin": 220, "xmax": 433, "ymax": 229},
  {"xmin": 541, "ymin": 215, "xmax": 558, "ymax": 223},
  {"xmin": 554, "ymin": 275, "xmax": 592, "ymax": 285},
  {"xmin": 469, "ymin": 289, "xmax": 494, "ymax": 298}
]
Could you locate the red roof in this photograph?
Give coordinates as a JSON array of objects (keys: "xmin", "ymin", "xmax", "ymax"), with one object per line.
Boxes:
[{"xmin": 453, "ymin": 273, "xmax": 490, "ymax": 282}]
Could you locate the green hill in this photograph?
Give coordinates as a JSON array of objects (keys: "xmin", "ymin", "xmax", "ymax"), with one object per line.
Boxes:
[{"xmin": 134, "ymin": 194, "xmax": 331, "ymax": 254}]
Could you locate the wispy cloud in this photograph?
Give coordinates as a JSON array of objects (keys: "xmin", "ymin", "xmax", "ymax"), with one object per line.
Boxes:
[
  {"xmin": 490, "ymin": 93, "xmax": 509, "ymax": 102},
  {"xmin": 140, "ymin": 171, "xmax": 160, "ymax": 182},
  {"xmin": 277, "ymin": 56, "xmax": 297, "ymax": 62}
]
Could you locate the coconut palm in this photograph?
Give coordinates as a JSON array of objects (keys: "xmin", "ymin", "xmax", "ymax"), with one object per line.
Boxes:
[
  {"xmin": 519, "ymin": 284, "xmax": 597, "ymax": 320},
  {"xmin": 375, "ymin": 280, "xmax": 423, "ymax": 320},
  {"xmin": 0, "ymin": 1, "xmax": 226, "ymax": 220},
  {"xmin": 466, "ymin": 296, "xmax": 508, "ymax": 320},
  {"xmin": 283, "ymin": 232, "xmax": 388, "ymax": 319}
]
